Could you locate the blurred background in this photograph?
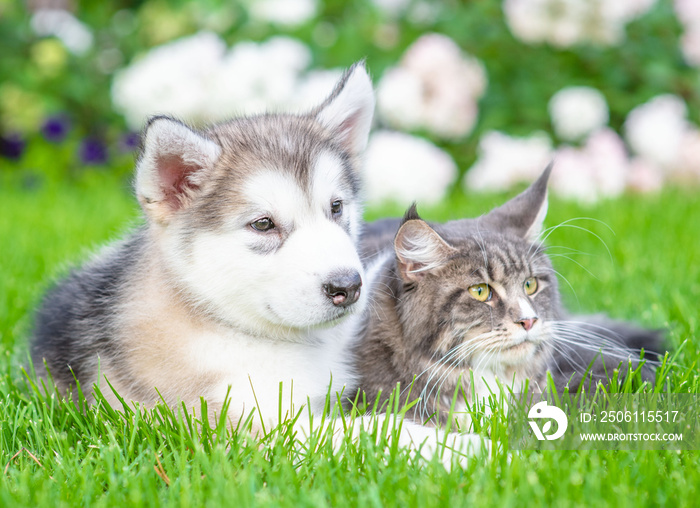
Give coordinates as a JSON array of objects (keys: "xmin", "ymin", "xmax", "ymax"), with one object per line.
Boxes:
[{"xmin": 1, "ymin": 0, "xmax": 700, "ymax": 206}]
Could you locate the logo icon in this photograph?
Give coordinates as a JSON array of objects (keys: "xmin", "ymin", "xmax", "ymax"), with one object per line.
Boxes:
[{"xmin": 528, "ymin": 401, "xmax": 568, "ymax": 441}]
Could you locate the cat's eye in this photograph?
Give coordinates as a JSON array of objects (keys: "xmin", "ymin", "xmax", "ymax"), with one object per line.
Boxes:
[
  {"xmin": 524, "ymin": 277, "xmax": 538, "ymax": 295},
  {"xmin": 331, "ymin": 200, "xmax": 343, "ymax": 217},
  {"xmin": 251, "ymin": 217, "xmax": 275, "ymax": 232},
  {"xmin": 468, "ymin": 283, "xmax": 492, "ymax": 302}
]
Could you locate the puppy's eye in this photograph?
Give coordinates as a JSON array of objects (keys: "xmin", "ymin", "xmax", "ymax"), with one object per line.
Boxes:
[
  {"xmin": 331, "ymin": 200, "xmax": 343, "ymax": 217},
  {"xmin": 524, "ymin": 277, "xmax": 538, "ymax": 296},
  {"xmin": 251, "ymin": 218, "xmax": 275, "ymax": 232},
  {"xmin": 468, "ymin": 283, "xmax": 492, "ymax": 302}
]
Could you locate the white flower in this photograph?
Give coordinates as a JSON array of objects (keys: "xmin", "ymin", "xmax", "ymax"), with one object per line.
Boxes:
[
  {"xmin": 581, "ymin": 128, "xmax": 628, "ymax": 198},
  {"xmin": 464, "ymin": 131, "xmax": 553, "ymax": 192},
  {"xmin": 112, "ymin": 32, "xmax": 226, "ymax": 128},
  {"xmin": 627, "ymin": 157, "xmax": 664, "ymax": 193},
  {"xmin": 624, "ymin": 94, "xmax": 689, "ymax": 168},
  {"xmin": 363, "ymin": 131, "xmax": 458, "ymax": 205},
  {"xmin": 370, "ymin": 0, "xmax": 439, "ymax": 24},
  {"xmin": 247, "ymin": 0, "xmax": 317, "ymax": 27},
  {"xmin": 502, "ymin": 0, "xmax": 551, "ymax": 44},
  {"xmin": 212, "ymin": 36, "xmax": 311, "ymax": 117},
  {"xmin": 503, "ymin": 0, "xmax": 657, "ymax": 47},
  {"xmin": 370, "ymin": 0, "xmax": 411, "ymax": 17},
  {"xmin": 680, "ymin": 26, "xmax": 700, "ymax": 67},
  {"xmin": 549, "ymin": 147, "xmax": 600, "ymax": 203},
  {"xmin": 674, "ymin": 0, "xmax": 700, "ymax": 66},
  {"xmin": 375, "ymin": 68, "xmax": 424, "ymax": 131},
  {"xmin": 549, "ymin": 86, "xmax": 609, "ymax": 141},
  {"xmin": 550, "ymin": 128, "xmax": 628, "ymax": 203},
  {"xmin": 674, "ymin": 129, "xmax": 700, "ymax": 183},
  {"xmin": 111, "ymin": 33, "xmax": 313, "ymax": 128},
  {"xmin": 293, "ymin": 69, "xmax": 345, "ymax": 111},
  {"xmin": 31, "ymin": 9, "xmax": 93, "ymax": 55},
  {"xmin": 465, "ymin": 128, "xmax": 634, "ymax": 203},
  {"xmin": 376, "ymin": 33, "xmax": 487, "ymax": 139},
  {"xmin": 674, "ymin": 0, "xmax": 700, "ymax": 26}
]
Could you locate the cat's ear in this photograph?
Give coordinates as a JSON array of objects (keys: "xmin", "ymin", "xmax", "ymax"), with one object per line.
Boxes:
[
  {"xmin": 314, "ymin": 61, "xmax": 374, "ymax": 155},
  {"xmin": 480, "ymin": 163, "xmax": 552, "ymax": 242},
  {"xmin": 394, "ymin": 205, "xmax": 458, "ymax": 282},
  {"xmin": 135, "ymin": 116, "xmax": 221, "ymax": 225}
]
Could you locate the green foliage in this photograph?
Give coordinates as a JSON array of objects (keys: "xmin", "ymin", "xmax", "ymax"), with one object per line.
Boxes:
[
  {"xmin": 1, "ymin": 166, "xmax": 698, "ymax": 506},
  {"xmin": 1, "ymin": 0, "xmax": 699, "ymax": 503},
  {"xmin": 2, "ymin": 0, "xmax": 699, "ymax": 176}
]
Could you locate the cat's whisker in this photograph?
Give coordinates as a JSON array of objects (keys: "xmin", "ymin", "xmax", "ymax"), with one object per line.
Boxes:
[
  {"xmin": 418, "ymin": 331, "xmax": 501, "ymax": 420},
  {"xmin": 550, "ymin": 319, "xmax": 625, "ymax": 338},
  {"xmin": 364, "ymin": 296, "xmax": 385, "ymax": 322},
  {"xmin": 543, "ymin": 346, "xmax": 574, "ymax": 381},
  {"xmin": 549, "ymin": 329, "xmax": 630, "ymax": 353},
  {"xmin": 405, "ymin": 335, "xmax": 480, "ymax": 409},
  {"xmin": 549, "ymin": 332, "xmax": 659, "ymax": 365},
  {"xmin": 534, "ymin": 217, "xmax": 614, "ymax": 255},
  {"xmin": 540, "ymin": 266, "xmax": 579, "ymax": 304},
  {"xmin": 543, "ymin": 253, "xmax": 601, "ymax": 281},
  {"xmin": 548, "ymin": 341, "xmax": 602, "ymax": 376},
  {"xmin": 355, "ymin": 185, "xmax": 660, "ymax": 429},
  {"xmin": 471, "ymin": 348, "xmax": 504, "ymax": 395},
  {"xmin": 548, "ymin": 320, "xmax": 656, "ymax": 356},
  {"xmin": 554, "ymin": 335, "xmax": 658, "ymax": 363},
  {"xmin": 544, "ymin": 245, "xmax": 592, "ymax": 256}
]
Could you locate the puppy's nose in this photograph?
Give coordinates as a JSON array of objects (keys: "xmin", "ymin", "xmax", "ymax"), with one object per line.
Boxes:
[
  {"xmin": 518, "ymin": 317, "xmax": 538, "ymax": 331},
  {"xmin": 323, "ymin": 270, "xmax": 362, "ymax": 307}
]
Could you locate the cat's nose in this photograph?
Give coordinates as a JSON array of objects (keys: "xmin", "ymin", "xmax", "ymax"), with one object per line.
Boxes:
[
  {"xmin": 323, "ymin": 270, "xmax": 362, "ymax": 307},
  {"xmin": 518, "ymin": 318, "xmax": 538, "ymax": 331}
]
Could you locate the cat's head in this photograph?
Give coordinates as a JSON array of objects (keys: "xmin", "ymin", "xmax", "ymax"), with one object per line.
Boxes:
[{"xmin": 392, "ymin": 166, "xmax": 559, "ymax": 373}]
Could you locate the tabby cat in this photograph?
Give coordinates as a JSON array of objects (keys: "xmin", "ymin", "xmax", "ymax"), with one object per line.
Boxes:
[{"xmin": 355, "ymin": 166, "xmax": 662, "ymax": 425}]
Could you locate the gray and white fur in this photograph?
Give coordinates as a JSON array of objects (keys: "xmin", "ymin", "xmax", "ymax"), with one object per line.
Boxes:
[
  {"xmin": 355, "ymin": 166, "xmax": 663, "ymax": 425},
  {"xmin": 31, "ymin": 63, "xmax": 488, "ymax": 463},
  {"xmin": 32, "ymin": 63, "xmax": 377, "ymax": 430}
]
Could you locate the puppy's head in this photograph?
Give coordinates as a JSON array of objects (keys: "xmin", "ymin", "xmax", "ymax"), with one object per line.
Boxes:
[{"xmin": 134, "ymin": 63, "xmax": 375, "ymax": 337}]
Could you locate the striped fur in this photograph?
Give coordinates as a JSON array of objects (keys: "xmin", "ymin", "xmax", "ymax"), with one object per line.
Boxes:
[{"xmin": 355, "ymin": 168, "xmax": 662, "ymax": 426}]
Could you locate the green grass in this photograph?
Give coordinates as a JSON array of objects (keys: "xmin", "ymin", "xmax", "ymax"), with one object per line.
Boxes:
[{"xmin": 1, "ymin": 169, "xmax": 698, "ymax": 507}]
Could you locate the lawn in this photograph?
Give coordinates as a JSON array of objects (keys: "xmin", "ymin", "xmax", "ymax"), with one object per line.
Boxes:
[{"xmin": 1, "ymin": 168, "xmax": 698, "ymax": 507}]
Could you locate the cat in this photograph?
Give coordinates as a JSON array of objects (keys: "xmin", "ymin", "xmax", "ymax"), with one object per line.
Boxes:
[{"xmin": 354, "ymin": 166, "xmax": 662, "ymax": 426}]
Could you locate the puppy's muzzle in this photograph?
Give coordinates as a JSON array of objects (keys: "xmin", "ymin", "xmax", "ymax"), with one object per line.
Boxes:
[{"xmin": 323, "ymin": 270, "xmax": 362, "ymax": 308}]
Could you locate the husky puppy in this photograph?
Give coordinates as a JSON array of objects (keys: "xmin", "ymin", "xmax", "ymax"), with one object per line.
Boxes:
[
  {"xmin": 33, "ymin": 64, "xmax": 377, "ymax": 430},
  {"xmin": 356, "ymin": 167, "xmax": 662, "ymax": 425},
  {"xmin": 32, "ymin": 64, "xmax": 488, "ymax": 462}
]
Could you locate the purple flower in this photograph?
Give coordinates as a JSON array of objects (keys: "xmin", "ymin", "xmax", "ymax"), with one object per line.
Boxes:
[
  {"xmin": 41, "ymin": 115, "xmax": 71, "ymax": 143},
  {"xmin": 119, "ymin": 131, "xmax": 140, "ymax": 153},
  {"xmin": 0, "ymin": 133, "xmax": 26, "ymax": 160},
  {"xmin": 79, "ymin": 137, "xmax": 108, "ymax": 165}
]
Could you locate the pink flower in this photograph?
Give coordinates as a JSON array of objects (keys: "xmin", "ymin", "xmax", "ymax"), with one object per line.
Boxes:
[
  {"xmin": 674, "ymin": 129, "xmax": 700, "ymax": 184},
  {"xmin": 680, "ymin": 27, "xmax": 700, "ymax": 67},
  {"xmin": 624, "ymin": 94, "xmax": 688, "ymax": 168},
  {"xmin": 376, "ymin": 33, "xmax": 486, "ymax": 139},
  {"xmin": 363, "ymin": 131, "xmax": 458, "ymax": 205},
  {"xmin": 585, "ymin": 128, "xmax": 628, "ymax": 198},
  {"xmin": 627, "ymin": 158, "xmax": 664, "ymax": 193},
  {"xmin": 503, "ymin": 0, "xmax": 657, "ymax": 47},
  {"xmin": 549, "ymin": 86, "xmax": 609, "ymax": 141},
  {"xmin": 674, "ymin": 0, "xmax": 700, "ymax": 67},
  {"xmin": 550, "ymin": 128, "xmax": 628, "ymax": 203},
  {"xmin": 464, "ymin": 131, "xmax": 553, "ymax": 192},
  {"xmin": 674, "ymin": 0, "xmax": 700, "ymax": 26}
]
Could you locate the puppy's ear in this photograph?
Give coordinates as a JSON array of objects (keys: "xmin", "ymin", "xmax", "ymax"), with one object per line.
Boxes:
[
  {"xmin": 135, "ymin": 116, "xmax": 221, "ymax": 224},
  {"xmin": 394, "ymin": 215, "xmax": 457, "ymax": 283},
  {"xmin": 314, "ymin": 61, "xmax": 375, "ymax": 155}
]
